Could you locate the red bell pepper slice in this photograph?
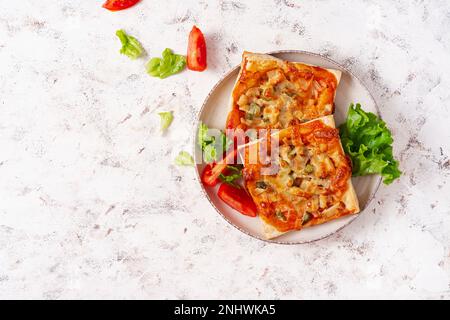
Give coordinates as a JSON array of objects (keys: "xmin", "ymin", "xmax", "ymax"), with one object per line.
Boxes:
[
  {"xmin": 201, "ymin": 149, "xmax": 237, "ymax": 187},
  {"xmin": 201, "ymin": 163, "xmax": 221, "ymax": 187},
  {"xmin": 187, "ymin": 26, "xmax": 207, "ymax": 71},
  {"xmin": 217, "ymin": 183, "xmax": 257, "ymax": 217},
  {"xmin": 103, "ymin": 0, "xmax": 140, "ymax": 11}
]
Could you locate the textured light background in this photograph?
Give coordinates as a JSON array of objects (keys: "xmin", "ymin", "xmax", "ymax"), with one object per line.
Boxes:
[{"xmin": 0, "ymin": 0, "xmax": 449, "ymax": 299}]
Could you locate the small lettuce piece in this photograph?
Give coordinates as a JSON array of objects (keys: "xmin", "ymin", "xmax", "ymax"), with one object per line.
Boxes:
[
  {"xmin": 203, "ymin": 144, "xmax": 217, "ymax": 163},
  {"xmin": 175, "ymin": 151, "xmax": 194, "ymax": 167},
  {"xmin": 146, "ymin": 48, "xmax": 186, "ymax": 79},
  {"xmin": 197, "ymin": 122, "xmax": 233, "ymax": 163},
  {"xmin": 158, "ymin": 111, "xmax": 173, "ymax": 131},
  {"xmin": 219, "ymin": 165, "xmax": 242, "ymax": 188},
  {"xmin": 339, "ymin": 103, "xmax": 401, "ymax": 185},
  {"xmin": 116, "ymin": 29, "xmax": 144, "ymax": 59},
  {"xmin": 197, "ymin": 122, "xmax": 214, "ymax": 149}
]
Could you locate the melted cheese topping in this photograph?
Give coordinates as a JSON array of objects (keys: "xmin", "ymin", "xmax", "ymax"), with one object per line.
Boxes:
[
  {"xmin": 242, "ymin": 120, "xmax": 354, "ymax": 233},
  {"xmin": 228, "ymin": 53, "xmax": 338, "ymax": 130}
]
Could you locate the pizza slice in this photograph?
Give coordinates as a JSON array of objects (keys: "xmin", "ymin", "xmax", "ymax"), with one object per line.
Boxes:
[
  {"xmin": 226, "ymin": 52, "xmax": 342, "ymax": 130},
  {"xmin": 239, "ymin": 115, "xmax": 359, "ymax": 239}
]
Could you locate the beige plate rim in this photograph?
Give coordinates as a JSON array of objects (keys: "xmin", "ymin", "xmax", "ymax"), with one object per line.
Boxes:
[{"xmin": 192, "ymin": 49, "xmax": 382, "ymax": 245}]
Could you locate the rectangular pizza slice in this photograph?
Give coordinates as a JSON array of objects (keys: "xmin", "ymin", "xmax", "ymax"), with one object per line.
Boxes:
[
  {"xmin": 226, "ymin": 52, "xmax": 342, "ymax": 130},
  {"xmin": 239, "ymin": 115, "xmax": 359, "ymax": 239}
]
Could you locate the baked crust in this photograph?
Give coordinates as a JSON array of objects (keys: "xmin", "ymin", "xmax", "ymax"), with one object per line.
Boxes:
[
  {"xmin": 239, "ymin": 115, "xmax": 359, "ymax": 239},
  {"xmin": 226, "ymin": 52, "xmax": 342, "ymax": 130}
]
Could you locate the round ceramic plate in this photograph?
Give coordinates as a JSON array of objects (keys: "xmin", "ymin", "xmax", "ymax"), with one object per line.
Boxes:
[{"xmin": 194, "ymin": 50, "xmax": 381, "ymax": 244}]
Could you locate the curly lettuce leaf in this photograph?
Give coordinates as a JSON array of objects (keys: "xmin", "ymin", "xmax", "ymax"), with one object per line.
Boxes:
[
  {"xmin": 158, "ymin": 111, "xmax": 173, "ymax": 131},
  {"xmin": 116, "ymin": 29, "xmax": 144, "ymax": 59},
  {"xmin": 197, "ymin": 122, "xmax": 232, "ymax": 163},
  {"xmin": 197, "ymin": 122, "xmax": 214, "ymax": 149},
  {"xmin": 174, "ymin": 151, "xmax": 194, "ymax": 167},
  {"xmin": 339, "ymin": 103, "xmax": 401, "ymax": 185},
  {"xmin": 146, "ymin": 48, "xmax": 186, "ymax": 79}
]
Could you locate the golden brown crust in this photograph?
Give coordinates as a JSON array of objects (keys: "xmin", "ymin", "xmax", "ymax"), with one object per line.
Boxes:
[
  {"xmin": 226, "ymin": 52, "xmax": 341, "ymax": 130},
  {"xmin": 239, "ymin": 115, "xmax": 359, "ymax": 239}
]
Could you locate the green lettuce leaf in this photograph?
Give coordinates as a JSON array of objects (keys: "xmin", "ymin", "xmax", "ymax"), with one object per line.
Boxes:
[
  {"xmin": 219, "ymin": 165, "xmax": 243, "ymax": 188},
  {"xmin": 339, "ymin": 103, "xmax": 401, "ymax": 185},
  {"xmin": 146, "ymin": 48, "xmax": 186, "ymax": 79},
  {"xmin": 174, "ymin": 151, "xmax": 194, "ymax": 167},
  {"xmin": 197, "ymin": 122, "xmax": 214, "ymax": 149},
  {"xmin": 197, "ymin": 122, "xmax": 233, "ymax": 163},
  {"xmin": 158, "ymin": 111, "xmax": 173, "ymax": 131},
  {"xmin": 202, "ymin": 144, "xmax": 217, "ymax": 163},
  {"xmin": 116, "ymin": 29, "xmax": 144, "ymax": 60}
]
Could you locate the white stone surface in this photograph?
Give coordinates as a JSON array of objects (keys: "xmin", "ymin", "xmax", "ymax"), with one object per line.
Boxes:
[{"xmin": 0, "ymin": 0, "xmax": 449, "ymax": 299}]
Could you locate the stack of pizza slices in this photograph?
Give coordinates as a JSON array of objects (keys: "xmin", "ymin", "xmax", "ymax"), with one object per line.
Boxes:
[{"xmin": 226, "ymin": 52, "xmax": 359, "ymax": 239}]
